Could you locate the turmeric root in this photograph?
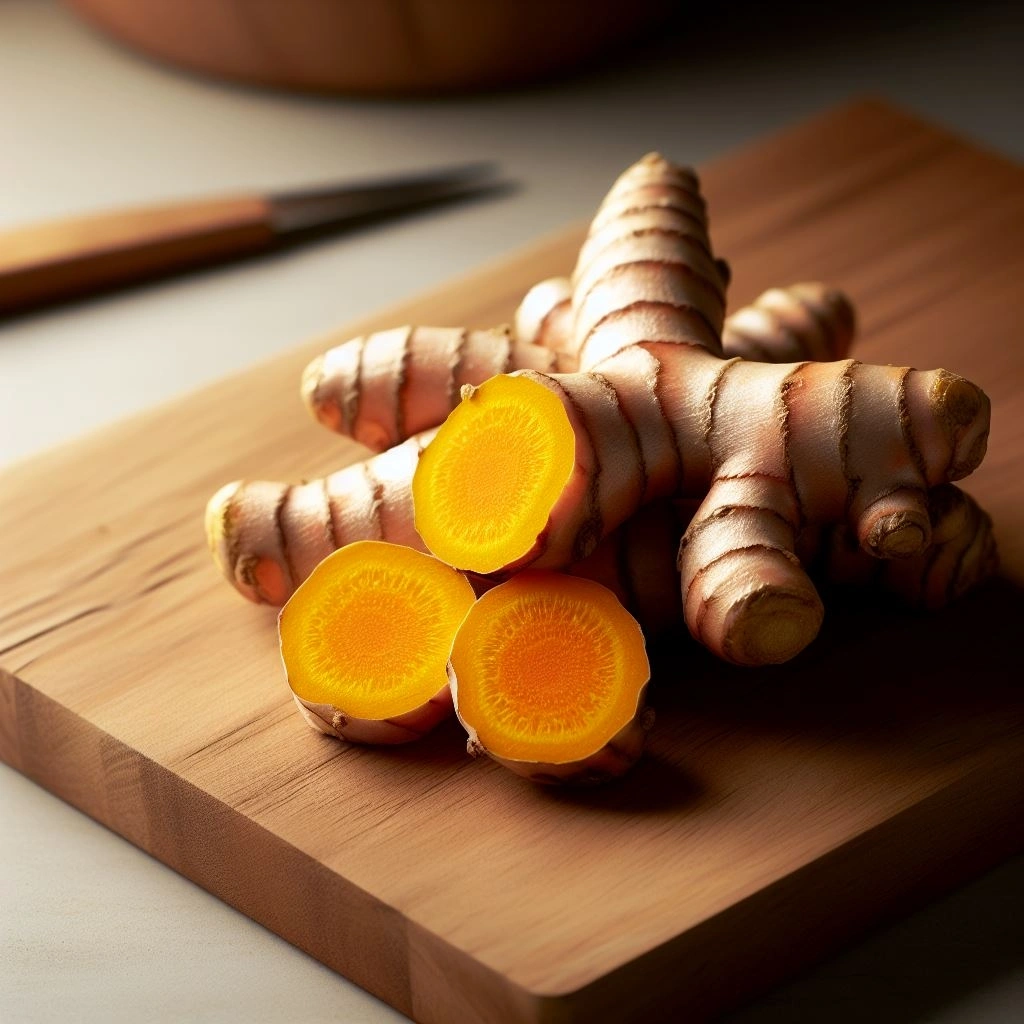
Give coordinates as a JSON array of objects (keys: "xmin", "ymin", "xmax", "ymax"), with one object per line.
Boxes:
[
  {"xmin": 412, "ymin": 153, "xmax": 990, "ymax": 664},
  {"xmin": 300, "ymin": 271, "xmax": 851, "ymax": 452},
  {"xmin": 280, "ymin": 540, "xmax": 475, "ymax": 743},
  {"xmin": 208, "ymin": 281, "xmax": 852, "ymax": 605},
  {"xmin": 568, "ymin": 501, "xmax": 691, "ymax": 639},
  {"xmin": 514, "ymin": 276, "xmax": 574, "ymax": 364},
  {"xmin": 569, "ymin": 155, "xmax": 730, "ymax": 369},
  {"xmin": 302, "ymin": 324, "xmax": 557, "ymax": 453},
  {"xmin": 449, "ymin": 571, "xmax": 652, "ymax": 783},
  {"xmin": 800, "ymin": 482, "xmax": 998, "ymax": 609},
  {"xmin": 571, "ymin": 485, "xmax": 997, "ymax": 639},
  {"xmin": 514, "ymin": 255, "xmax": 731, "ymax": 357},
  {"xmin": 206, "ymin": 432, "xmax": 435, "ymax": 605},
  {"xmin": 721, "ymin": 282, "xmax": 855, "ymax": 363},
  {"xmin": 515, "ymin": 276, "xmax": 855, "ymax": 368}
]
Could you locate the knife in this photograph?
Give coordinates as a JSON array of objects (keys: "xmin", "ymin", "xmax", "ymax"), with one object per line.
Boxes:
[{"xmin": 0, "ymin": 163, "xmax": 506, "ymax": 316}]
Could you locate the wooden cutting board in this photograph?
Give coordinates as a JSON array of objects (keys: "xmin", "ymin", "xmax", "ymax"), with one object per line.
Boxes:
[{"xmin": 2, "ymin": 100, "xmax": 1022, "ymax": 1024}]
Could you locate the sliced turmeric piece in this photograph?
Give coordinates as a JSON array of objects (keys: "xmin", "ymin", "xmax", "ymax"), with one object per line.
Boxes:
[
  {"xmin": 280, "ymin": 540, "xmax": 475, "ymax": 744},
  {"xmin": 413, "ymin": 374, "xmax": 577, "ymax": 574},
  {"xmin": 449, "ymin": 571, "xmax": 652, "ymax": 783}
]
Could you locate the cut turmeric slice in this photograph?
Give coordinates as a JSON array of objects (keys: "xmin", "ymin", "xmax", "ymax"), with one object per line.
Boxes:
[
  {"xmin": 413, "ymin": 374, "xmax": 577, "ymax": 574},
  {"xmin": 280, "ymin": 540, "xmax": 475, "ymax": 744},
  {"xmin": 449, "ymin": 571, "xmax": 652, "ymax": 783}
]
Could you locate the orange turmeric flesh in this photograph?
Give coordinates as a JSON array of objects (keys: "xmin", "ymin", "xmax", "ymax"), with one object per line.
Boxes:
[
  {"xmin": 450, "ymin": 571, "xmax": 649, "ymax": 765},
  {"xmin": 413, "ymin": 374, "xmax": 576, "ymax": 574},
  {"xmin": 280, "ymin": 541, "xmax": 475, "ymax": 721}
]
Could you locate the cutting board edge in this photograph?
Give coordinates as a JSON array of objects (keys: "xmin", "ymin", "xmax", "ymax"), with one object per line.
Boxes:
[
  {"xmin": 1, "ymin": 665, "xmax": 419, "ymax": 1021},
  {"xmin": 527, "ymin": 751, "xmax": 1024, "ymax": 1020},
  {"xmin": 0, "ymin": 664, "xmax": 610, "ymax": 1023},
  {"xmin": 5, "ymin": 662, "xmax": 1022, "ymax": 1024}
]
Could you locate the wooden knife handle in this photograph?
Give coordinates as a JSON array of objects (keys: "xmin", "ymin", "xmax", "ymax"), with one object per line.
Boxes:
[{"xmin": 0, "ymin": 194, "xmax": 274, "ymax": 315}]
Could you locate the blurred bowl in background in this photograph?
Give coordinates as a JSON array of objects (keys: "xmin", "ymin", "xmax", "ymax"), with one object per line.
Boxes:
[{"xmin": 66, "ymin": 0, "xmax": 672, "ymax": 96}]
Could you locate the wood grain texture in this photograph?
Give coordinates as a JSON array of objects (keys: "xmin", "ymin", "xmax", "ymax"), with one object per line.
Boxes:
[{"xmin": 1, "ymin": 100, "xmax": 1022, "ymax": 1023}]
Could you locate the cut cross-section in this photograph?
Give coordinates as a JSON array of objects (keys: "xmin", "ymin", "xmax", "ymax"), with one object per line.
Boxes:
[
  {"xmin": 412, "ymin": 374, "xmax": 576, "ymax": 574},
  {"xmin": 280, "ymin": 540, "xmax": 475, "ymax": 744},
  {"xmin": 449, "ymin": 571, "xmax": 652, "ymax": 783}
]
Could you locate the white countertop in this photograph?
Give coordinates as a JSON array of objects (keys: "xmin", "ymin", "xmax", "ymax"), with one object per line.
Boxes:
[{"xmin": 2, "ymin": 1, "xmax": 1022, "ymax": 1020}]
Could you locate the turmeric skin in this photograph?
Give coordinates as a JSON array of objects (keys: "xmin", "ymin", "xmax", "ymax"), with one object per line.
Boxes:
[
  {"xmin": 301, "ymin": 324, "xmax": 557, "ymax": 453},
  {"xmin": 515, "ymin": 275, "xmax": 854, "ymax": 367},
  {"xmin": 301, "ymin": 259, "xmax": 832, "ymax": 449}
]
